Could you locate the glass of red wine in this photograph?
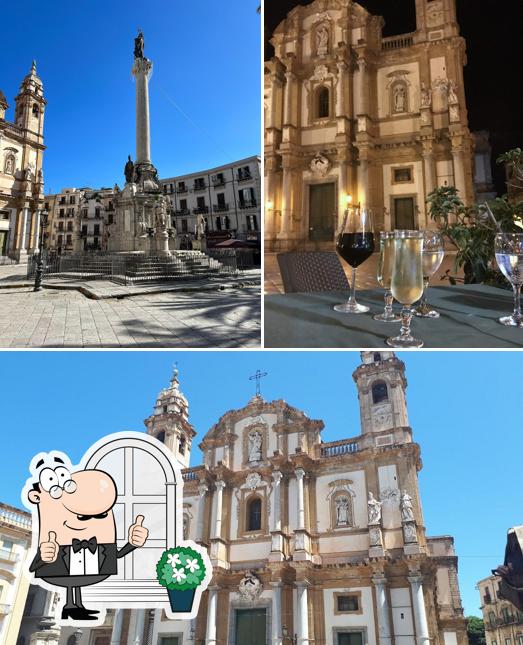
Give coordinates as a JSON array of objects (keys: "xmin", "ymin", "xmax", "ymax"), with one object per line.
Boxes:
[{"xmin": 334, "ymin": 204, "xmax": 375, "ymax": 314}]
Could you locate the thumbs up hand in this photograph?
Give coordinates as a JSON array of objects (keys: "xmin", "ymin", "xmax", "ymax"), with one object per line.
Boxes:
[
  {"xmin": 40, "ymin": 531, "xmax": 59, "ymax": 563},
  {"xmin": 129, "ymin": 515, "xmax": 148, "ymax": 547}
]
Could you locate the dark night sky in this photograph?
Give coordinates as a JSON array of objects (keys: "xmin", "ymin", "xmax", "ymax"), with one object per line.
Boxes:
[{"xmin": 265, "ymin": 0, "xmax": 523, "ymax": 195}]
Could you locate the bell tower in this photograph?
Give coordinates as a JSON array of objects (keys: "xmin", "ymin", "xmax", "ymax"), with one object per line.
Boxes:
[
  {"xmin": 14, "ymin": 61, "xmax": 46, "ymax": 142},
  {"xmin": 144, "ymin": 366, "xmax": 196, "ymax": 468},
  {"xmin": 352, "ymin": 352, "xmax": 410, "ymax": 438},
  {"xmin": 415, "ymin": 0, "xmax": 459, "ymax": 39}
]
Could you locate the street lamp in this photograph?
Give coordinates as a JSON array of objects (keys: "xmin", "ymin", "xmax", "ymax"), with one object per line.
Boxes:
[
  {"xmin": 33, "ymin": 209, "xmax": 48, "ymax": 292},
  {"xmin": 73, "ymin": 627, "xmax": 83, "ymax": 644}
]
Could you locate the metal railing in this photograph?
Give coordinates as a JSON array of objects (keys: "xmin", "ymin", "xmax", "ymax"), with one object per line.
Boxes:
[
  {"xmin": 193, "ymin": 207, "xmax": 209, "ymax": 214},
  {"xmin": 213, "ymin": 204, "xmax": 230, "ymax": 212},
  {"xmin": 206, "ymin": 247, "xmax": 260, "ymax": 269},
  {"xmin": 0, "ymin": 507, "xmax": 31, "ymax": 529},
  {"xmin": 182, "ymin": 466, "xmax": 205, "ymax": 482},
  {"xmin": 193, "ymin": 183, "xmax": 206, "ymax": 191},
  {"xmin": 0, "ymin": 548, "xmax": 19, "ymax": 562},
  {"xmin": 239, "ymin": 200, "xmax": 257, "ymax": 209},
  {"xmin": 176, "ymin": 186, "xmax": 188, "ymax": 194},
  {"xmin": 237, "ymin": 172, "xmax": 252, "ymax": 182},
  {"xmin": 320, "ymin": 438, "xmax": 359, "ymax": 457}
]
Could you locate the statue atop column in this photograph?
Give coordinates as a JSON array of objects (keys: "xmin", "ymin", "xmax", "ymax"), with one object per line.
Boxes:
[
  {"xmin": 124, "ymin": 155, "xmax": 134, "ymax": 184},
  {"xmin": 134, "ymin": 29, "xmax": 145, "ymax": 59}
]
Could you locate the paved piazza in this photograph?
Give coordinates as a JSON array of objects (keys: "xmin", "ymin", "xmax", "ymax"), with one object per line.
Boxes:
[{"xmin": 0, "ymin": 284, "xmax": 260, "ymax": 348}]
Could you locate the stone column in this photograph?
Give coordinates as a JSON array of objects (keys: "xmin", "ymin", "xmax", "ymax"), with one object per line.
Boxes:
[
  {"xmin": 279, "ymin": 163, "xmax": 293, "ymax": 237},
  {"xmin": 336, "ymin": 62, "xmax": 347, "ymax": 118},
  {"xmin": 130, "ymin": 608, "xmax": 146, "ymax": 645},
  {"xmin": 358, "ymin": 58, "xmax": 368, "ymax": 115},
  {"xmin": 268, "ymin": 74, "xmax": 283, "ymax": 130},
  {"xmin": 295, "ymin": 468, "xmax": 306, "ymax": 530},
  {"xmin": 111, "ymin": 608, "xmax": 124, "ymax": 645},
  {"xmin": 33, "ymin": 210, "xmax": 41, "ymax": 250},
  {"xmin": 408, "ymin": 572, "xmax": 430, "ymax": 645},
  {"xmin": 196, "ymin": 482, "xmax": 208, "ymax": 543},
  {"xmin": 272, "ymin": 471, "xmax": 282, "ymax": 532},
  {"xmin": 132, "ymin": 58, "xmax": 153, "ymax": 164},
  {"xmin": 423, "ymin": 152, "xmax": 436, "ymax": 196},
  {"xmin": 359, "ymin": 158, "xmax": 369, "ymax": 206},
  {"xmin": 284, "ymin": 71, "xmax": 294, "ymax": 127},
  {"xmin": 213, "ymin": 480, "xmax": 226, "ymax": 539},
  {"xmin": 452, "ymin": 147, "xmax": 467, "ymax": 203},
  {"xmin": 271, "ymin": 581, "xmax": 283, "ymax": 645},
  {"xmin": 372, "ymin": 574, "xmax": 392, "ymax": 645},
  {"xmin": 206, "ymin": 586, "xmax": 218, "ymax": 645},
  {"xmin": 296, "ymin": 581, "xmax": 309, "ymax": 644},
  {"xmin": 19, "ymin": 207, "xmax": 29, "ymax": 251}
]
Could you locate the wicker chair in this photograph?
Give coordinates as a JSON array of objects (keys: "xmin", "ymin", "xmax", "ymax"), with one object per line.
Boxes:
[{"xmin": 277, "ymin": 251, "xmax": 350, "ymax": 293}]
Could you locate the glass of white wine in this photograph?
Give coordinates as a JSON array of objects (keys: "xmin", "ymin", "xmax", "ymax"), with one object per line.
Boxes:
[
  {"xmin": 495, "ymin": 232, "xmax": 523, "ymax": 327},
  {"xmin": 373, "ymin": 231, "xmax": 401, "ymax": 322},
  {"xmin": 414, "ymin": 230, "xmax": 445, "ymax": 318},
  {"xmin": 386, "ymin": 230, "xmax": 425, "ymax": 348}
]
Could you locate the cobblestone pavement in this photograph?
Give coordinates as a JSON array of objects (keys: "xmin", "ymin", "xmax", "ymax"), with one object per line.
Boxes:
[
  {"xmin": 264, "ymin": 252, "xmax": 462, "ymax": 294},
  {"xmin": 0, "ymin": 285, "xmax": 260, "ymax": 348}
]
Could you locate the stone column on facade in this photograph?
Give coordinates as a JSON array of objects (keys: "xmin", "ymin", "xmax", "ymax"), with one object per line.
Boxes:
[
  {"xmin": 296, "ymin": 580, "xmax": 310, "ymax": 644},
  {"xmin": 132, "ymin": 57, "xmax": 153, "ymax": 164},
  {"xmin": 372, "ymin": 574, "xmax": 392, "ymax": 645},
  {"xmin": 295, "ymin": 468, "xmax": 306, "ymax": 530},
  {"xmin": 19, "ymin": 207, "xmax": 29, "ymax": 252},
  {"xmin": 358, "ymin": 158, "xmax": 370, "ymax": 207},
  {"xmin": 130, "ymin": 608, "xmax": 146, "ymax": 645},
  {"xmin": 269, "ymin": 73, "xmax": 283, "ymax": 131},
  {"xmin": 196, "ymin": 482, "xmax": 208, "ymax": 543},
  {"xmin": 408, "ymin": 572, "xmax": 430, "ymax": 645},
  {"xmin": 451, "ymin": 146, "xmax": 467, "ymax": 204},
  {"xmin": 270, "ymin": 470, "xmax": 285, "ymax": 560},
  {"xmin": 279, "ymin": 161, "xmax": 293, "ymax": 238},
  {"xmin": 336, "ymin": 61, "xmax": 347, "ymax": 118},
  {"xmin": 111, "ymin": 608, "xmax": 125, "ymax": 645},
  {"xmin": 206, "ymin": 586, "xmax": 219, "ymax": 645},
  {"xmin": 213, "ymin": 480, "xmax": 226, "ymax": 539},
  {"xmin": 358, "ymin": 57, "xmax": 368, "ymax": 116},
  {"xmin": 32, "ymin": 209, "xmax": 41, "ymax": 251},
  {"xmin": 283, "ymin": 71, "xmax": 295, "ymax": 127},
  {"xmin": 271, "ymin": 581, "xmax": 284, "ymax": 645}
]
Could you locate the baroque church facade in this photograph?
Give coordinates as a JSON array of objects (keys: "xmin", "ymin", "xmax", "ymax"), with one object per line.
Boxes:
[
  {"xmin": 54, "ymin": 352, "xmax": 467, "ymax": 645},
  {"xmin": 264, "ymin": 0, "xmax": 475, "ymax": 250},
  {"xmin": 0, "ymin": 63, "xmax": 46, "ymax": 259}
]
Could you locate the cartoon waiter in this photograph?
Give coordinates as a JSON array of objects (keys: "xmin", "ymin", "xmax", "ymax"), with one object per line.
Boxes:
[{"xmin": 27, "ymin": 453, "xmax": 149, "ymax": 621}]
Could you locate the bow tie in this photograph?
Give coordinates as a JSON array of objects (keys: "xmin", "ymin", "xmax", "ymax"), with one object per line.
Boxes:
[{"xmin": 72, "ymin": 537, "xmax": 97, "ymax": 554}]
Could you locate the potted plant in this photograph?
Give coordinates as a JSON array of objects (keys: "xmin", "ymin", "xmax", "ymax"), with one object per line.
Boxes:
[{"xmin": 156, "ymin": 546, "xmax": 207, "ymax": 613}]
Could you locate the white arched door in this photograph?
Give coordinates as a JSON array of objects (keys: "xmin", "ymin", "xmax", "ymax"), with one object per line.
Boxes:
[{"xmin": 81, "ymin": 434, "xmax": 178, "ymax": 607}]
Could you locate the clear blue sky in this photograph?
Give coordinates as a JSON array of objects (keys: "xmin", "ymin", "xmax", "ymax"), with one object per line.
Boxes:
[
  {"xmin": 0, "ymin": 350, "xmax": 520, "ymax": 617},
  {"xmin": 1, "ymin": 0, "xmax": 260, "ymax": 193}
]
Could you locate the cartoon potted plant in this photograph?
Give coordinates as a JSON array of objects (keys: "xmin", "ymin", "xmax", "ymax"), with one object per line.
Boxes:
[{"xmin": 156, "ymin": 546, "xmax": 207, "ymax": 613}]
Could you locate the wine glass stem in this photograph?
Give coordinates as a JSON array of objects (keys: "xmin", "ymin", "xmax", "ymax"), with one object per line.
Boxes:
[
  {"xmin": 349, "ymin": 267, "xmax": 357, "ymax": 305},
  {"xmin": 384, "ymin": 291, "xmax": 393, "ymax": 316},
  {"xmin": 513, "ymin": 284, "xmax": 522, "ymax": 322},
  {"xmin": 399, "ymin": 306, "xmax": 414, "ymax": 340},
  {"xmin": 420, "ymin": 277, "xmax": 429, "ymax": 308}
]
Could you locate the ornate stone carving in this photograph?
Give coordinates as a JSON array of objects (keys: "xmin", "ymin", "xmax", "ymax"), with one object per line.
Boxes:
[
  {"xmin": 369, "ymin": 525, "xmax": 383, "ymax": 547},
  {"xmin": 248, "ymin": 430, "xmax": 262, "ymax": 463},
  {"xmin": 316, "ymin": 23, "xmax": 329, "ymax": 56},
  {"xmin": 245, "ymin": 472, "xmax": 263, "ymax": 491},
  {"xmin": 312, "ymin": 64, "xmax": 330, "ymax": 82},
  {"xmin": 238, "ymin": 571, "xmax": 263, "ymax": 602},
  {"xmin": 335, "ymin": 496, "xmax": 351, "ymax": 525},
  {"xmin": 403, "ymin": 521, "xmax": 418, "ymax": 544},
  {"xmin": 448, "ymin": 80, "xmax": 458, "ymax": 104},
  {"xmin": 380, "ymin": 487, "xmax": 400, "ymax": 503},
  {"xmin": 368, "ymin": 492, "xmax": 382, "ymax": 525},
  {"xmin": 426, "ymin": 1, "xmax": 444, "ymax": 27},
  {"xmin": 310, "ymin": 152, "xmax": 331, "ymax": 177},
  {"xmin": 420, "ymin": 82, "xmax": 432, "ymax": 109},
  {"xmin": 400, "ymin": 490, "xmax": 415, "ymax": 522}
]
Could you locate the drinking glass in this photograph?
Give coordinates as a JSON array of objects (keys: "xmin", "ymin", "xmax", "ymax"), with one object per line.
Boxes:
[
  {"xmin": 495, "ymin": 232, "xmax": 523, "ymax": 327},
  {"xmin": 386, "ymin": 230, "xmax": 425, "ymax": 348},
  {"xmin": 414, "ymin": 230, "xmax": 445, "ymax": 318},
  {"xmin": 333, "ymin": 205, "xmax": 375, "ymax": 314},
  {"xmin": 373, "ymin": 231, "xmax": 401, "ymax": 322}
]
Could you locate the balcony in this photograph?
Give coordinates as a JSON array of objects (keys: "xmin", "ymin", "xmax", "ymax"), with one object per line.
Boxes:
[
  {"xmin": 237, "ymin": 171, "xmax": 252, "ymax": 182},
  {"xmin": 193, "ymin": 207, "xmax": 209, "ymax": 214},
  {"xmin": 176, "ymin": 186, "xmax": 188, "ymax": 194},
  {"xmin": 193, "ymin": 182, "xmax": 206, "ymax": 192},
  {"xmin": 382, "ymin": 33, "xmax": 415, "ymax": 51},
  {"xmin": 213, "ymin": 204, "xmax": 229, "ymax": 213},
  {"xmin": 182, "ymin": 466, "xmax": 205, "ymax": 482},
  {"xmin": 212, "ymin": 176, "xmax": 226, "ymax": 187},
  {"xmin": 239, "ymin": 200, "xmax": 257, "ymax": 209},
  {"xmin": 174, "ymin": 209, "xmax": 190, "ymax": 216},
  {"xmin": 0, "ymin": 548, "xmax": 19, "ymax": 563},
  {"xmin": 320, "ymin": 438, "xmax": 359, "ymax": 457}
]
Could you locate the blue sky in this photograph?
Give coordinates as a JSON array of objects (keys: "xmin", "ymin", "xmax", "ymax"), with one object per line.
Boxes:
[
  {"xmin": 1, "ymin": 350, "xmax": 520, "ymax": 617},
  {"xmin": 1, "ymin": 0, "xmax": 261, "ymax": 193}
]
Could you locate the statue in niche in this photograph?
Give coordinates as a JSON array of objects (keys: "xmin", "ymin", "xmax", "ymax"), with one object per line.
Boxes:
[
  {"xmin": 124, "ymin": 155, "xmax": 134, "ymax": 184},
  {"xmin": 448, "ymin": 80, "xmax": 458, "ymax": 104},
  {"xmin": 335, "ymin": 496, "xmax": 350, "ymax": 526},
  {"xmin": 367, "ymin": 491, "xmax": 382, "ymax": 525},
  {"xmin": 134, "ymin": 29, "xmax": 145, "ymax": 59},
  {"xmin": 400, "ymin": 490, "xmax": 415, "ymax": 522},
  {"xmin": 420, "ymin": 82, "xmax": 432, "ymax": 109},
  {"xmin": 248, "ymin": 430, "xmax": 262, "ymax": 463},
  {"xmin": 393, "ymin": 84, "xmax": 407, "ymax": 113},
  {"xmin": 316, "ymin": 24, "xmax": 329, "ymax": 56},
  {"xmin": 4, "ymin": 156, "xmax": 14, "ymax": 175}
]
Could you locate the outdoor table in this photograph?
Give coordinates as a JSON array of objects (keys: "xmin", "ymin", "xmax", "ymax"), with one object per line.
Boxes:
[{"xmin": 264, "ymin": 284, "xmax": 523, "ymax": 348}]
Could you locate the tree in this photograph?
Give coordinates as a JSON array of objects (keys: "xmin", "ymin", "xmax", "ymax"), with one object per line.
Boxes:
[{"xmin": 467, "ymin": 615, "xmax": 486, "ymax": 645}]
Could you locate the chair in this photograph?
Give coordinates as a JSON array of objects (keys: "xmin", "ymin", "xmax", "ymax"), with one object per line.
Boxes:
[{"xmin": 277, "ymin": 251, "xmax": 350, "ymax": 293}]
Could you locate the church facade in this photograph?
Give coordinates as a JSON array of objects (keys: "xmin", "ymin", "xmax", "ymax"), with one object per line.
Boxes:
[
  {"xmin": 0, "ymin": 63, "xmax": 46, "ymax": 260},
  {"xmin": 264, "ymin": 0, "xmax": 475, "ymax": 250},
  {"xmin": 54, "ymin": 352, "xmax": 467, "ymax": 645}
]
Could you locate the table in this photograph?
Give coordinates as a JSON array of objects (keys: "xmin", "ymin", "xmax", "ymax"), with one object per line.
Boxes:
[{"xmin": 264, "ymin": 284, "xmax": 523, "ymax": 348}]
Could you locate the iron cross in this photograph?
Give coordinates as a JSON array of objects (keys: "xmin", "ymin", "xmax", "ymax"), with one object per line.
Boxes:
[{"xmin": 249, "ymin": 369, "xmax": 268, "ymax": 397}]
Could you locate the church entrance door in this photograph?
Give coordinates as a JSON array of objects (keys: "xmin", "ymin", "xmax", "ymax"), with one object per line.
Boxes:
[
  {"xmin": 393, "ymin": 197, "xmax": 416, "ymax": 229},
  {"xmin": 338, "ymin": 632, "xmax": 363, "ymax": 645},
  {"xmin": 234, "ymin": 608, "xmax": 266, "ymax": 644},
  {"xmin": 309, "ymin": 183, "xmax": 336, "ymax": 242}
]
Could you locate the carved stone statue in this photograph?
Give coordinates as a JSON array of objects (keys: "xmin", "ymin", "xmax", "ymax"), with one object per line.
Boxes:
[
  {"xmin": 393, "ymin": 84, "xmax": 407, "ymax": 112},
  {"xmin": 367, "ymin": 492, "xmax": 382, "ymax": 525},
  {"xmin": 316, "ymin": 24, "xmax": 329, "ymax": 56},
  {"xmin": 248, "ymin": 430, "xmax": 262, "ymax": 463},
  {"xmin": 134, "ymin": 30, "xmax": 145, "ymax": 59},
  {"xmin": 4, "ymin": 157, "xmax": 14, "ymax": 175},
  {"xmin": 155, "ymin": 198, "xmax": 167, "ymax": 229},
  {"xmin": 238, "ymin": 571, "xmax": 263, "ymax": 603},
  {"xmin": 335, "ymin": 496, "xmax": 350, "ymax": 525},
  {"xmin": 124, "ymin": 155, "xmax": 134, "ymax": 184},
  {"xmin": 448, "ymin": 80, "xmax": 458, "ymax": 104},
  {"xmin": 400, "ymin": 490, "xmax": 415, "ymax": 522},
  {"xmin": 195, "ymin": 212, "xmax": 206, "ymax": 239},
  {"xmin": 420, "ymin": 82, "xmax": 432, "ymax": 108}
]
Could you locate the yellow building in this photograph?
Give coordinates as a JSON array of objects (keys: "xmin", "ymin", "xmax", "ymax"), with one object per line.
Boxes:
[{"xmin": 477, "ymin": 575, "xmax": 523, "ymax": 645}]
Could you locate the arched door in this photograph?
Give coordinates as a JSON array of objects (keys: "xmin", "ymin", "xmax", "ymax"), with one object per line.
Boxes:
[{"xmin": 81, "ymin": 435, "xmax": 178, "ymax": 606}]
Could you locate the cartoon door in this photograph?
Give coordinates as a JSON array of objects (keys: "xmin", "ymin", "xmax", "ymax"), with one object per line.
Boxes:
[{"xmin": 81, "ymin": 435, "xmax": 177, "ymax": 606}]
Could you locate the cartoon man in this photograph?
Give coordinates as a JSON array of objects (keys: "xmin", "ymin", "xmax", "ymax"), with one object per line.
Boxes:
[{"xmin": 27, "ymin": 453, "xmax": 148, "ymax": 621}]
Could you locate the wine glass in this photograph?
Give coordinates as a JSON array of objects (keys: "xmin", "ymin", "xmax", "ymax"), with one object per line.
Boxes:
[
  {"xmin": 414, "ymin": 230, "xmax": 445, "ymax": 318},
  {"xmin": 386, "ymin": 230, "xmax": 425, "ymax": 348},
  {"xmin": 495, "ymin": 232, "xmax": 523, "ymax": 327},
  {"xmin": 373, "ymin": 231, "xmax": 401, "ymax": 322},
  {"xmin": 333, "ymin": 204, "xmax": 375, "ymax": 314}
]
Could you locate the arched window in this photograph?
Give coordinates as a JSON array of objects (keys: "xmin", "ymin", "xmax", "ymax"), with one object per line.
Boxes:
[
  {"xmin": 32, "ymin": 104, "xmax": 39, "ymax": 117},
  {"xmin": 371, "ymin": 381, "xmax": 389, "ymax": 404},
  {"xmin": 317, "ymin": 86, "xmax": 330, "ymax": 118},
  {"xmin": 246, "ymin": 496, "xmax": 262, "ymax": 532},
  {"xmin": 156, "ymin": 430, "xmax": 166, "ymax": 443},
  {"xmin": 373, "ymin": 352, "xmax": 381, "ymax": 363}
]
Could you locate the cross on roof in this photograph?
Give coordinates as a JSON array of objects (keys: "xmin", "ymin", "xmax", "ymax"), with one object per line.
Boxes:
[{"xmin": 249, "ymin": 369, "xmax": 268, "ymax": 397}]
